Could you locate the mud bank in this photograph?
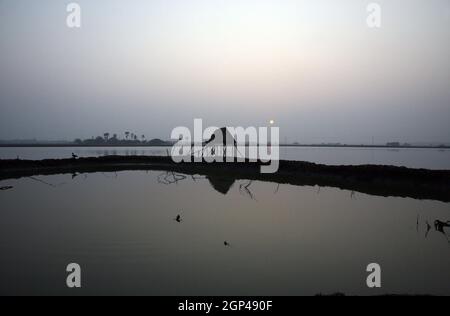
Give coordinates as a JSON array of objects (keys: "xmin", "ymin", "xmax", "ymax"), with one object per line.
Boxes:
[{"xmin": 1, "ymin": 156, "xmax": 449, "ymax": 202}]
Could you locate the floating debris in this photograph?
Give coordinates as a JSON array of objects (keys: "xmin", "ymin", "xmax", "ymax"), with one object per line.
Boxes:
[
  {"xmin": 434, "ymin": 220, "xmax": 450, "ymax": 234},
  {"xmin": 0, "ymin": 186, "xmax": 13, "ymax": 191}
]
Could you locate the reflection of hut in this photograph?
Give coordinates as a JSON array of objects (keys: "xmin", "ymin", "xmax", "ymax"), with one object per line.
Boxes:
[
  {"xmin": 203, "ymin": 127, "xmax": 238, "ymax": 159},
  {"xmin": 207, "ymin": 176, "xmax": 235, "ymax": 195}
]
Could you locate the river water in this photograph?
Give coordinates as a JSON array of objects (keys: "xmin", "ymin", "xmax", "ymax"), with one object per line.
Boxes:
[
  {"xmin": 0, "ymin": 171, "xmax": 449, "ymax": 295},
  {"xmin": 1, "ymin": 146, "xmax": 450, "ymax": 169}
]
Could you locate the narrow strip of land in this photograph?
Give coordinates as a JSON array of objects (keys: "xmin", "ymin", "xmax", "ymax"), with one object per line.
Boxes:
[{"xmin": 1, "ymin": 156, "xmax": 449, "ymax": 202}]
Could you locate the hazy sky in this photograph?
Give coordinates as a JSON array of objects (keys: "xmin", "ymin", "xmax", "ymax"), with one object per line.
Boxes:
[{"xmin": 0, "ymin": 0, "xmax": 449, "ymax": 143}]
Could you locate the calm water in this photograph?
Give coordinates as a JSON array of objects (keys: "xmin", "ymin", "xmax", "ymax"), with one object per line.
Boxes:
[
  {"xmin": 1, "ymin": 146, "xmax": 450, "ymax": 169},
  {"xmin": 0, "ymin": 171, "xmax": 449, "ymax": 295}
]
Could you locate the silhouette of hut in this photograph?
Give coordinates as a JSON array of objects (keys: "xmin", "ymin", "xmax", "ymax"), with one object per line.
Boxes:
[{"xmin": 202, "ymin": 127, "xmax": 238, "ymax": 159}]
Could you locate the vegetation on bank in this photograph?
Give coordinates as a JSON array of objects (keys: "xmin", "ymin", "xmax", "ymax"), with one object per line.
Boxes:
[{"xmin": 73, "ymin": 132, "xmax": 172, "ymax": 146}]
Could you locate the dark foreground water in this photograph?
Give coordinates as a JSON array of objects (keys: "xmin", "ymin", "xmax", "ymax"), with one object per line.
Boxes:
[
  {"xmin": 0, "ymin": 171, "xmax": 449, "ymax": 295},
  {"xmin": 1, "ymin": 146, "xmax": 450, "ymax": 169}
]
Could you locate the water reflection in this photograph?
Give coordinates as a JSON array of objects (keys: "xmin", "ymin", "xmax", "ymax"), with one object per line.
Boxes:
[
  {"xmin": 155, "ymin": 170, "xmax": 450, "ymax": 247},
  {"xmin": 207, "ymin": 176, "xmax": 236, "ymax": 195},
  {"xmin": 1, "ymin": 170, "xmax": 450, "ymax": 295},
  {"xmin": 156, "ymin": 171, "xmax": 238, "ymax": 196}
]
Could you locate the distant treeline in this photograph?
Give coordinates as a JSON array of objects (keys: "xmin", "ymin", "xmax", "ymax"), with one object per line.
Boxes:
[
  {"xmin": 74, "ymin": 133, "xmax": 172, "ymax": 146},
  {"xmin": 1, "ymin": 133, "xmax": 449, "ymax": 149}
]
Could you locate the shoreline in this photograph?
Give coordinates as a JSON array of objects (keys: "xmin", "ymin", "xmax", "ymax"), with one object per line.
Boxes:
[
  {"xmin": 0, "ymin": 144, "xmax": 449, "ymax": 149},
  {"xmin": 1, "ymin": 156, "xmax": 450, "ymax": 202}
]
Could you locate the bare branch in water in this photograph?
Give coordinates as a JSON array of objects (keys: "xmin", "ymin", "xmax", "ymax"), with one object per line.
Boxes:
[
  {"xmin": 157, "ymin": 171, "xmax": 187, "ymax": 185},
  {"xmin": 28, "ymin": 177, "xmax": 65, "ymax": 188},
  {"xmin": 274, "ymin": 183, "xmax": 280, "ymax": 194},
  {"xmin": 101, "ymin": 172, "xmax": 118, "ymax": 179},
  {"xmin": 425, "ymin": 221, "xmax": 432, "ymax": 239},
  {"xmin": 191, "ymin": 175, "xmax": 206, "ymax": 182},
  {"xmin": 422, "ymin": 218, "xmax": 450, "ymax": 243},
  {"xmin": 172, "ymin": 172, "xmax": 186, "ymax": 184},
  {"xmin": 239, "ymin": 180, "xmax": 256, "ymax": 201},
  {"xmin": 434, "ymin": 220, "xmax": 450, "ymax": 243},
  {"xmin": 416, "ymin": 214, "xmax": 420, "ymax": 233}
]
